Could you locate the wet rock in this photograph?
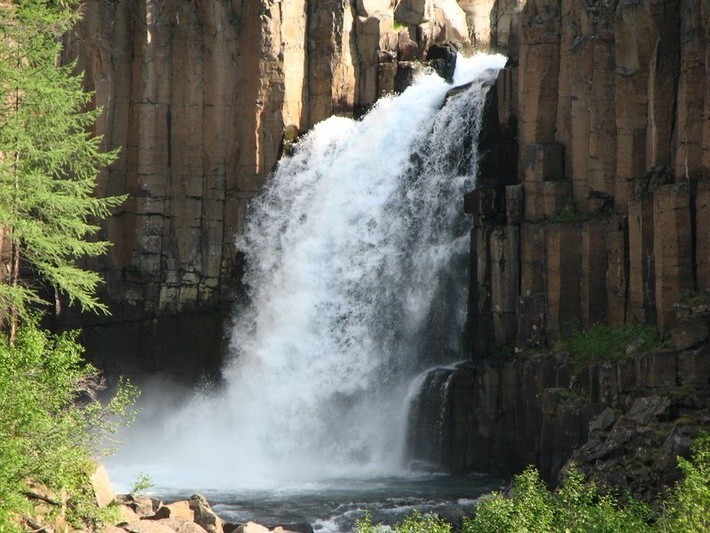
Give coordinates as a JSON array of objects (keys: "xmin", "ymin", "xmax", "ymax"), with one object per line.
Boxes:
[
  {"xmin": 266, "ymin": 525, "xmax": 313, "ymax": 533},
  {"xmin": 426, "ymin": 43, "xmax": 458, "ymax": 83}
]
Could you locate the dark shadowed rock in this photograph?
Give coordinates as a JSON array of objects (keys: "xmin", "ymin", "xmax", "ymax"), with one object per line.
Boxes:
[{"xmin": 426, "ymin": 43, "xmax": 457, "ymax": 83}]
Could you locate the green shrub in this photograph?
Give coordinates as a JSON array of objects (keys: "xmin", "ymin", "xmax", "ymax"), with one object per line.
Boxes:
[
  {"xmin": 355, "ymin": 511, "xmax": 452, "ymax": 533},
  {"xmin": 354, "ymin": 512, "xmax": 379, "ymax": 533},
  {"xmin": 354, "ymin": 445, "xmax": 708, "ymax": 533},
  {"xmin": 463, "ymin": 468, "xmax": 556, "ymax": 533},
  {"xmin": 656, "ymin": 434, "xmax": 710, "ymax": 532},
  {"xmin": 0, "ymin": 324, "xmax": 138, "ymax": 530},
  {"xmin": 394, "ymin": 511, "xmax": 452, "ymax": 533},
  {"xmin": 550, "ymin": 469, "xmax": 653, "ymax": 532},
  {"xmin": 463, "ymin": 467, "xmax": 652, "ymax": 533},
  {"xmin": 557, "ymin": 322, "xmax": 665, "ymax": 369}
]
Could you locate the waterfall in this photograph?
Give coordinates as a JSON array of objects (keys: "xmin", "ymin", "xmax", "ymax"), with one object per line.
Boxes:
[{"xmin": 111, "ymin": 53, "xmax": 506, "ymax": 490}]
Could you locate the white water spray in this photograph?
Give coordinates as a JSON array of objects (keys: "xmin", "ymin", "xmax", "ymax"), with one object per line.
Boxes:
[{"xmin": 111, "ymin": 53, "xmax": 506, "ymax": 491}]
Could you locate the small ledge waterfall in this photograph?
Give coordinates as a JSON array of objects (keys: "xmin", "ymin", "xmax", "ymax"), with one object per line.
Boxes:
[{"xmin": 112, "ymin": 53, "xmax": 506, "ymax": 490}]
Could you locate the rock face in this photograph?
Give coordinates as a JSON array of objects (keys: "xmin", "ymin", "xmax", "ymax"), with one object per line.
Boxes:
[
  {"xmin": 64, "ymin": 0, "xmax": 707, "ymax": 495},
  {"xmin": 456, "ymin": 0, "xmax": 709, "ymax": 489},
  {"xmin": 63, "ymin": 0, "xmax": 487, "ymax": 378},
  {"xmin": 468, "ymin": 0, "xmax": 709, "ymax": 355},
  {"xmin": 444, "ymin": 346, "xmax": 709, "ymax": 489}
]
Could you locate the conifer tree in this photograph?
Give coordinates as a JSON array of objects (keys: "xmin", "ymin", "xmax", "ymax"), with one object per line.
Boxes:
[{"xmin": 0, "ymin": 0, "xmax": 122, "ymax": 341}]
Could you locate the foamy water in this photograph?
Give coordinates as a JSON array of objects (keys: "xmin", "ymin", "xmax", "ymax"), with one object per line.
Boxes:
[{"xmin": 109, "ymin": 53, "xmax": 506, "ymax": 493}]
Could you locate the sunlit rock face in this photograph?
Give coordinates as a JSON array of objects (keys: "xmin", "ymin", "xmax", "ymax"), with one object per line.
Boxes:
[{"xmin": 63, "ymin": 0, "xmax": 509, "ymax": 376}]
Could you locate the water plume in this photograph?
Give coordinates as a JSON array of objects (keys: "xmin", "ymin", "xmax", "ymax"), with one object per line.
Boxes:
[{"xmin": 110, "ymin": 53, "xmax": 506, "ymax": 491}]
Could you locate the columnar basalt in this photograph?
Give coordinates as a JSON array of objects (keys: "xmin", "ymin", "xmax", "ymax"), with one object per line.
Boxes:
[
  {"xmin": 468, "ymin": 0, "xmax": 709, "ymax": 355},
  {"xmin": 457, "ymin": 0, "xmax": 709, "ymax": 487},
  {"xmin": 65, "ymin": 0, "xmax": 480, "ymax": 377}
]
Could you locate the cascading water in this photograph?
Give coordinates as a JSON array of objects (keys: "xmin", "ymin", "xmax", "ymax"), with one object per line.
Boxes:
[{"xmin": 111, "ymin": 53, "xmax": 506, "ymax": 492}]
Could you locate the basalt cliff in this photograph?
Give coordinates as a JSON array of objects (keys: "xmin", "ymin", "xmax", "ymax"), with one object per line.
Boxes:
[
  {"xmin": 66, "ymin": 0, "xmax": 708, "ymax": 492},
  {"xmin": 456, "ymin": 0, "xmax": 709, "ymax": 493},
  {"xmin": 64, "ymin": 0, "xmax": 513, "ymax": 377}
]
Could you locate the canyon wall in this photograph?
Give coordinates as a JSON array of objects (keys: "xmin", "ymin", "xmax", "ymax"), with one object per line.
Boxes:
[
  {"xmin": 456, "ymin": 0, "xmax": 709, "ymax": 485},
  {"xmin": 65, "ymin": 0, "xmax": 502, "ymax": 377},
  {"xmin": 66, "ymin": 0, "xmax": 708, "ymax": 487},
  {"xmin": 468, "ymin": 0, "xmax": 709, "ymax": 354},
  {"xmin": 445, "ymin": 344, "xmax": 708, "ymax": 495}
]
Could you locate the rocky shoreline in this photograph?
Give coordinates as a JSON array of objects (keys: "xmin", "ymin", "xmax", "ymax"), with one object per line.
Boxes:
[
  {"xmin": 90, "ymin": 471, "xmax": 313, "ymax": 533},
  {"xmin": 105, "ymin": 494, "xmax": 312, "ymax": 533}
]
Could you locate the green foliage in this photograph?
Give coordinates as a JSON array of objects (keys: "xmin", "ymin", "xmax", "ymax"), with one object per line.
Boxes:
[
  {"xmin": 548, "ymin": 197, "xmax": 596, "ymax": 224},
  {"xmin": 657, "ymin": 434, "xmax": 710, "ymax": 532},
  {"xmin": 464, "ymin": 467, "xmax": 653, "ymax": 533},
  {"xmin": 463, "ymin": 468, "xmax": 555, "ymax": 532},
  {"xmin": 556, "ymin": 322, "xmax": 665, "ymax": 369},
  {"xmin": 464, "ymin": 442, "xmax": 710, "ymax": 533},
  {"xmin": 0, "ymin": 323, "xmax": 138, "ymax": 530},
  {"xmin": 354, "ymin": 511, "xmax": 452, "ymax": 533},
  {"xmin": 130, "ymin": 472, "xmax": 154, "ymax": 496},
  {"xmin": 0, "ymin": 0, "xmax": 123, "ymax": 326},
  {"xmin": 354, "ymin": 512, "xmax": 379, "ymax": 533},
  {"xmin": 394, "ymin": 512, "xmax": 452, "ymax": 533},
  {"xmin": 356, "ymin": 443, "xmax": 709, "ymax": 533},
  {"xmin": 0, "ymin": 2, "xmax": 137, "ymax": 530}
]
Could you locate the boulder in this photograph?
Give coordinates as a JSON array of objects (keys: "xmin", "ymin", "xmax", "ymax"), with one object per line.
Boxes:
[
  {"xmin": 152, "ymin": 501, "xmax": 194, "ymax": 522},
  {"xmin": 188, "ymin": 494, "xmax": 224, "ymax": 533},
  {"xmin": 234, "ymin": 523, "xmax": 268, "ymax": 533},
  {"xmin": 118, "ymin": 504, "xmax": 141, "ymax": 524},
  {"xmin": 90, "ymin": 465, "xmax": 116, "ymax": 508},
  {"xmin": 626, "ymin": 396, "xmax": 671, "ymax": 424},
  {"xmin": 588, "ymin": 407, "xmax": 617, "ymax": 433},
  {"xmin": 118, "ymin": 494, "xmax": 162, "ymax": 518},
  {"xmin": 395, "ymin": 0, "xmax": 434, "ymax": 25},
  {"xmin": 122, "ymin": 521, "xmax": 177, "ymax": 533},
  {"xmin": 267, "ymin": 525, "xmax": 313, "ymax": 533},
  {"xmin": 426, "ymin": 42, "xmax": 457, "ymax": 82},
  {"xmin": 356, "ymin": 0, "xmax": 394, "ymax": 17},
  {"xmin": 156, "ymin": 518, "xmax": 208, "ymax": 533}
]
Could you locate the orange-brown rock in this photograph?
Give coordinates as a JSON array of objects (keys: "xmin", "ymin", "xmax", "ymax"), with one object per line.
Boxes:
[
  {"xmin": 653, "ymin": 184, "xmax": 694, "ymax": 331},
  {"xmin": 66, "ymin": 0, "xmax": 479, "ymax": 376},
  {"xmin": 152, "ymin": 501, "xmax": 194, "ymax": 522},
  {"xmin": 89, "ymin": 464, "xmax": 116, "ymax": 508},
  {"xmin": 544, "ymin": 223, "xmax": 581, "ymax": 342},
  {"xmin": 470, "ymin": 0, "xmax": 709, "ymax": 358}
]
